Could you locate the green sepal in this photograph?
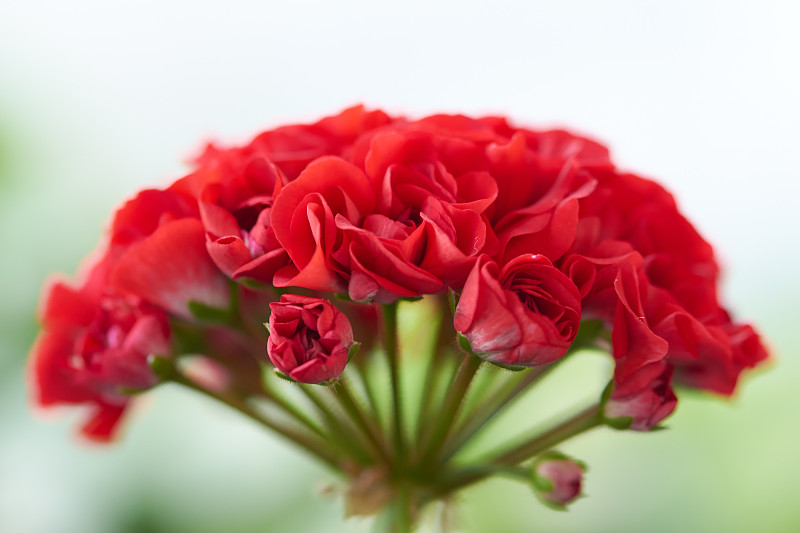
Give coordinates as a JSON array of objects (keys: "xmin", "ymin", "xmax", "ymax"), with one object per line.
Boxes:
[
  {"xmin": 598, "ymin": 379, "xmax": 634, "ymax": 430},
  {"xmin": 536, "ymin": 450, "xmax": 570, "ymax": 463},
  {"xmin": 490, "ymin": 361, "xmax": 527, "ymax": 372},
  {"xmin": 537, "ymin": 498, "xmax": 569, "ymax": 512},
  {"xmin": 263, "ymin": 322, "xmax": 271, "ymax": 336},
  {"xmin": 334, "ymin": 293, "xmax": 353, "ymax": 302},
  {"xmin": 605, "ymin": 415, "xmax": 634, "ymax": 430},
  {"xmin": 347, "ymin": 342, "xmax": 361, "ymax": 363},
  {"xmin": 599, "ymin": 380, "xmax": 614, "ymax": 406},
  {"xmin": 117, "ymin": 385, "xmax": 153, "ymax": 396},
  {"xmin": 273, "ymin": 369, "xmax": 296, "ymax": 384},
  {"xmin": 239, "ymin": 277, "xmax": 271, "ymax": 291},
  {"xmin": 531, "ymin": 473, "xmax": 554, "ymax": 493},
  {"xmin": 188, "ymin": 300, "xmax": 232, "ymax": 323},
  {"xmin": 648, "ymin": 424, "xmax": 669, "ymax": 432},
  {"xmin": 148, "ymin": 355, "xmax": 176, "ymax": 381},
  {"xmin": 530, "ymin": 468, "xmax": 570, "ymax": 512},
  {"xmin": 456, "ymin": 332, "xmax": 473, "ymax": 354},
  {"xmin": 447, "ymin": 288, "xmax": 458, "ymax": 315},
  {"xmin": 398, "ymin": 296, "xmax": 423, "ymax": 302}
]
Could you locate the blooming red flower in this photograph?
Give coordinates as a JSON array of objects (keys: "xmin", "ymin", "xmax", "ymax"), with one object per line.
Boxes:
[
  {"xmin": 30, "ymin": 187, "xmax": 234, "ymax": 439},
  {"xmin": 567, "ymin": 164, "xmax": 769, "ymax": 395},
  {"xmin": 266, "ymin": 295, "xmax": 355, "ymax": 384},
  {"xmin": 271, "ymin": 135, "xmax": 498, "ymax": 301},
  {"xmin": 454, "ymin": 254, "xmax": 581, "ymax": 366},
  {"xmin": 29, "ymin": 255, "xmax": 171, "ymax": 441}
]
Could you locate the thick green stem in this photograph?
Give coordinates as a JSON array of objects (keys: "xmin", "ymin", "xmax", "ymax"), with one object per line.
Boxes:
[
  {"xmin": 383, "ymin": 303, "xmax": 406, "ymax": 462},
  {"xmin": 380, "ymin": 484, "xmax": 414, "ymax": 533}
]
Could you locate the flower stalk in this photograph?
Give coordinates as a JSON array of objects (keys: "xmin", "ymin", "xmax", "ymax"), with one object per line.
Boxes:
[
  {"xmin": 433, "ymin": 404, "xmax": 602, "ymax": 498},
  {"xmin": 383, "ymin": 303, "xmax": 407, "ymax": 464},
  {"xmin": 419, "ymin": 354, "xmax": 483, "ymax": 471},
  {"xmin": 153, "ymin": 358, "xmax": 341, "ymax": 469}
]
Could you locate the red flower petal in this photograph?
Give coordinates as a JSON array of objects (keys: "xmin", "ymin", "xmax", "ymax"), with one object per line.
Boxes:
[{"xmin": 111, "ymin": 218, "xmax": 229, "ymax": 318}]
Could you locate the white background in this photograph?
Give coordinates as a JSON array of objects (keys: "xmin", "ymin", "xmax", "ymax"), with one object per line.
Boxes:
[{"xmin": 1, "ymin": 2, "xmax": 798, "ymax": 532}]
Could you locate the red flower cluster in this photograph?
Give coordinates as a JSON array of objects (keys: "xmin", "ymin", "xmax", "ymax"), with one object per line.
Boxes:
[{"xmin": 29, "ymin": 106, "xmax": 768, "ymax": 441}]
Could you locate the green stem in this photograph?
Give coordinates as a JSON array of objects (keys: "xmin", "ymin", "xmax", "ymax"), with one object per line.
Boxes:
[
  {"xmin": 296, "ymin": 384, "xmax": 374, "ymax": 465},
  {"xmin": 381, "ymin": 484, "xmax": 413, "ymax": 533},
  {"xmin": 168, "ymin": 369, "xmax": 340, "ymax": 469},
  {"xmin": 414, "ymin": 300, "xmax": 445, "ymax": 441},
  {"xmin": 438, "ymin": 363, "xmax": 554, "ymax": 462},
  {"xmin": 383, "ymin": 303, "xmax": 406, "ymax": 462},
  {"xmin": 260, "ymin": 379, "xmax": 327, "ymax": 439},
  {"xmin": 420, "ymin": 355, "xmax": 483, "ymax": 470},
  {"xmin": 353, "ymin": 356, "xmax": 383, "ymax": 432},
  {"xmin": 434, "ymin": 404, "xmax": 602, "ymax": 498},
  {"xmin": 331, "ymin": 377, "xmax": 391, "ymax": 464},
  {"xmin": 492, "ymin": 404, "xmax": 601, "ymax": 464}
]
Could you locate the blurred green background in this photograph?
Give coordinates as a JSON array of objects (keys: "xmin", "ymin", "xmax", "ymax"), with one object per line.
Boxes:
[{"xmin": 1, "ymin": 1, "xmax": 798, "ymax": 532}]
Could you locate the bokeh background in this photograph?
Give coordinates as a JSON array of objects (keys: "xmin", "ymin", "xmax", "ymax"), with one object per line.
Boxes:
[{"xmin": 1, "ymin": 1, "xmax": 798, "ymax": 532}]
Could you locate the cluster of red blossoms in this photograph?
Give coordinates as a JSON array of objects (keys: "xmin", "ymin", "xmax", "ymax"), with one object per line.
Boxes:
[{"xmin": 30, "ymin": 105, "xmax": 768, "ymax": 445}]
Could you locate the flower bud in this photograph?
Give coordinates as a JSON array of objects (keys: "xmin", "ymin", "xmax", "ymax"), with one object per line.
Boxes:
[
  {"xmin": 266, "ymin": 295, "xmax": 354, "ymax": 384},
  {"xmin": 532, "ymin": 453, "xmax": 585, "ymax": 508}
]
